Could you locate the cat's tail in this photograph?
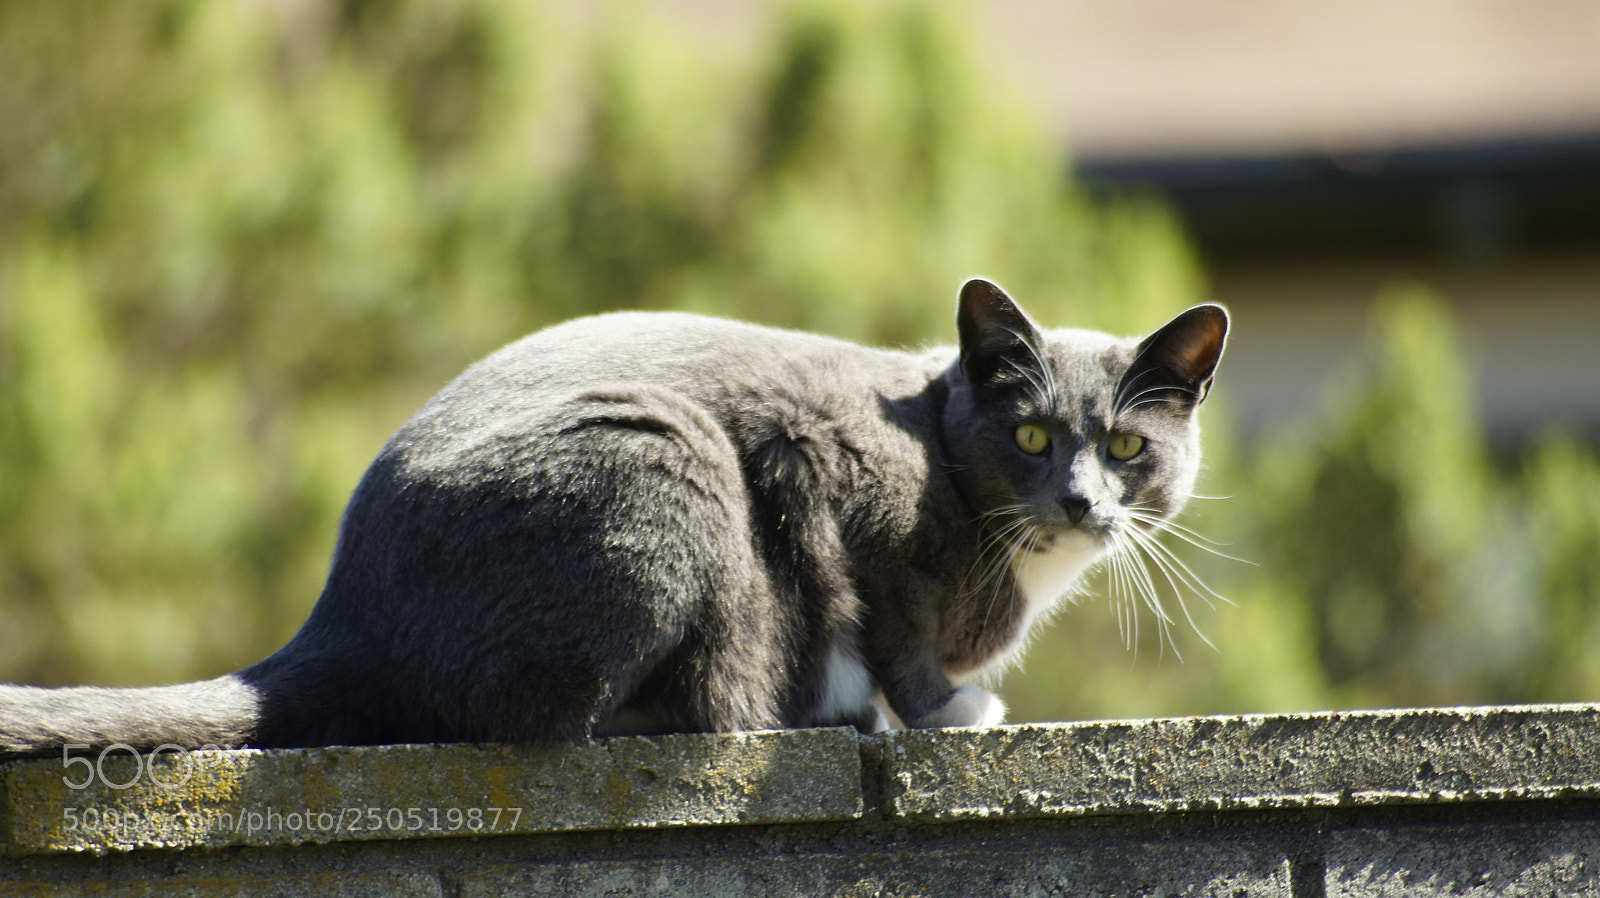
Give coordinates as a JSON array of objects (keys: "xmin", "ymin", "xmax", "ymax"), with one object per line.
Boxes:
[{"xmin": 0, "ymin": 675, "xmax": 260, "ymax": 758}]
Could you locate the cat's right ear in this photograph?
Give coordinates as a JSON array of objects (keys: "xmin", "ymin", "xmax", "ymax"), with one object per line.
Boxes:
[{"xmin": 957, "ymin": 278, "xmax": 1044, "ymax": 384}]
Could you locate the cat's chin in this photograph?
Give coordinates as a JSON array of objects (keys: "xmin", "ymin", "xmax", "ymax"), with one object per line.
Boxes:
[
  {"xmin": 1010, "ymin": 528, "xmax": 1106, "ymax": 622},
  {"xmin": 1032, "ymin": 527, "xmax": 1104, "ymax": 554}
]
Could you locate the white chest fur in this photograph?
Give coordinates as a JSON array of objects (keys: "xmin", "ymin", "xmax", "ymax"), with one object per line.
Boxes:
[{"xmin": 1003, "ymin": 530, "xmax": 1104, "ymax": 658}]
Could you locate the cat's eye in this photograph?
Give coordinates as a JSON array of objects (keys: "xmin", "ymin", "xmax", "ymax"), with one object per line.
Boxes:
[
  {"xmin": 1107, "ymin": 432, "xmax": 1145, "ymax": 461},
  {"xmin": 1014, "ymin": 423, "xmax": 1050, "ymax": 455}
]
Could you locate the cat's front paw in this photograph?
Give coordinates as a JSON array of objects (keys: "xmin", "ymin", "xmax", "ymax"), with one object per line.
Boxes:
[
  {"xmin": 857, "ymin": 704, "xmax": 893, "ymax": 734},
  {"xmin": 915, "ymin": 685, "xmax": 1006, "ymax": 729}
]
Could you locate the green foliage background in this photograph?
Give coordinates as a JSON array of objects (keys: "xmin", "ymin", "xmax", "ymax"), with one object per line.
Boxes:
[{"xmin": 3, "ymin": 0, "xmax": 1598, "ymax": 721}]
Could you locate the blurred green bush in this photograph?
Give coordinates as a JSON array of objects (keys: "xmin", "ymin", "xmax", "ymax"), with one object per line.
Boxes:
[{"xmin": 2, "ymin": 0, "xmax": 1596, "ymax": 719}]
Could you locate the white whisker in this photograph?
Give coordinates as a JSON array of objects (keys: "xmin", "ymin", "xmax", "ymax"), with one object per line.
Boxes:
[
  {"xmin": 957, "ymin": 504, "xmax": 1045, "ymax": 630},
  {"xmin": 1005, "ymin": 357, "xmax": 1055, "ymax": 413},
  {"xmin": 1082, "ymin": 499, "xmax": 1247, "ymax": 659},
  {"xmin": 962, "ymin": 515, "xmax": 1031, "ymax": 601},
  {"xmin": 1128, "ymin": 510, "xmax": 1256, "ymax": 568},
  {"xmin": 1119, "ymin": 532, "xmax": 1174, "ymax": 628},
  {"xmin": 1106, "ymin": 544, "xmax": 1126, "ymax": 644},
  {"xmin": 1113, "ymin": 380, "xmax": 1197, "ymax": 416},
  {"xmin": 1133, "ymin": 528, "xmax": 1232, "ymax": 608},
  {"xmin": 985, "ymin": 529, "xmax": 1035, "ymax": 629},
  {"xmin": 1132, "ymin": 513, "xmax": 1228, "ymax": 547},
  {"xmin": 1107, "ymin": 539, "xmax": 1140, "ymax": 653},
  {"xmin": 1107, "ymin": 537, "xmax": 1132, "ymax": 643},
  {"xmin": 1122, "ymin": 527, "xmax": 1215, "ymax": 654},
  {"xmin": 1001, "ymin": 326, "xmax": 1061, "ymax": 411}
]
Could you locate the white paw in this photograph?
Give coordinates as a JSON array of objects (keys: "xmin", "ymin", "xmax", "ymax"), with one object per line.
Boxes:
[
  {"xmin": 919, "ymin": 685, "xmax": 1006, "ymax": 729},
  {"xmin": 861, "ymin": 704, "xmax": 893, "ymax": 734}
]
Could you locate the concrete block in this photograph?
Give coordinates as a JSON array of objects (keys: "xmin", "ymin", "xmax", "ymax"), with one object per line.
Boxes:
[
  {"xmin": 1326, "ymin": 819, "xmax": 1600, "ymax": 897},
  {"xmin": 0, "ymin": 870, "xmax": 444, "ymax": 898},
  {"xmin": 1, "ymin": 727, "xmax": 862, "ymax": 855},
  {"xmin": 872, "ymin": 705, "xmax": 1600, "ymax": 822},
  {"xmin": 461, "ymin": 837, "xmax": 1293, "ymax": 897}
]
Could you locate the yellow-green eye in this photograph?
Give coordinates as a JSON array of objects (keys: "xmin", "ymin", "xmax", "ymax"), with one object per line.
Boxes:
[
  {"xmin": 1108, "ymin": 432, "xmax": 1145, "ymax": 461},
  {"xmin": 1014, "ymin": 423, "xmax": 1050, "ymax": 455}
]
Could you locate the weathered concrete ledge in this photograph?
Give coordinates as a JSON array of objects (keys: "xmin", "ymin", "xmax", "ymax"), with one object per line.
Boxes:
[
  {"xmin": 3, "ymin": 704, "xmax": 1599, "ymax": 896},
  {"xmin": 875, "ymin": 703, "xmax": 1600, "ymax": 821},
  {"xmin": 1, "ymin": 727, "xmax": 863, "ymax": 855}
]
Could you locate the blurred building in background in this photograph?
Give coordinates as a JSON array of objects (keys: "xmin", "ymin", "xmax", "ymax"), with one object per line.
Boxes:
[
  {"xmin": 632, "ymin": 0, "xmax": 1600, "ymax": 441},
  {"xmin": 1047, "ymin": 0, "xmax": 1600, "ymax": 442}
]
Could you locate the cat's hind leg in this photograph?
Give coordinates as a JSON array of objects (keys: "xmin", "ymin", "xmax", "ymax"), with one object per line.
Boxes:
[{"xmin": 532, "ymin": 384, "xmax": 793, "ymax": 736}]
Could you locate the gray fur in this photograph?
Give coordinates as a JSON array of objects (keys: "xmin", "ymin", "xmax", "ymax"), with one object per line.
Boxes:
[{"xmin": 0, "ymin": 279, "xmax": 1227, "ymax": 755}]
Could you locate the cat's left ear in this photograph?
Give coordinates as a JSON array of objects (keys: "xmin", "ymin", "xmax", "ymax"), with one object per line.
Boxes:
[
  {"xmin": 1122, "ymin": 304, "xmax": 1230, "ymax": 410},
  {"xmin": 956, "ymin": 278, "xmax": 1045, "ymax": 384}
]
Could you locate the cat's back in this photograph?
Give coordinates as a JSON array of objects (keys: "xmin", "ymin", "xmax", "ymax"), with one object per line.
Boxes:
[
  {"xmin": 386, "ymin": 310, "xmax": 944, "ymax": 477},
  {"xmin": 472, "ymin": 310, "xmax": 908, "ymax": 394}
]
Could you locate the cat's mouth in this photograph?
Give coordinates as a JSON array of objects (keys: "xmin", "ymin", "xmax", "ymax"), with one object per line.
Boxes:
[
  {"xmin": 1030, "ymin": 525, "xmax": 1107, "ymax": 553},
  {"xmin": 981, "ymin": 505, "xmax": 1115, "ymax": 556}
]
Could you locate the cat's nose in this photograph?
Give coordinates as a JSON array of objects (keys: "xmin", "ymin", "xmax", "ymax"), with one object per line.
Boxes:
[{"xmin": 1058, "ymin": 493, "xmax": 1094, "ymax": 526}]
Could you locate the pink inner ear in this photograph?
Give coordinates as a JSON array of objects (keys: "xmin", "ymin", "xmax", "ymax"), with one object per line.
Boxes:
[
  {"xmin": 1178, "ymin": 338, "xmax": 1216, "ymax": 378},
  {"xmin": 1173, "ymin": 310, "xmax": 1227, "ymax": 382}
]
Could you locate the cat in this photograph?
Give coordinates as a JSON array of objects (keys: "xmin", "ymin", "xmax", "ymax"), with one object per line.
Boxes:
[{"xmin": 0, "ymin": 278, "xmax": 1227, "ymax": 756}]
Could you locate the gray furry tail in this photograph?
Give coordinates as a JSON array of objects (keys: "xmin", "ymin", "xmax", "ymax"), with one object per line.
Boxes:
[{"xmin": 0, "ymin": 675, "xmax": 260, "ymax": 758}]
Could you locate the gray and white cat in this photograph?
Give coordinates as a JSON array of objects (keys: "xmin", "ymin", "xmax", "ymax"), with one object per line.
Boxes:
[{"xmin": 0, "ymin": 279, "xmax": 1226, "ymax": 755}]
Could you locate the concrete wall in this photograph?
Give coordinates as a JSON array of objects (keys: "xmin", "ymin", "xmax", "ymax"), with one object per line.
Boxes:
[{"xmin": 3, "ymin": 704, "xmax": 1599, "ymax": 896}]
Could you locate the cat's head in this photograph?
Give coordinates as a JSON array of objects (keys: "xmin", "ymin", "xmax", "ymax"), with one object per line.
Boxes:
[{"xmin": 942, "ymin": 278, "xmax": 1228, "ymax": 555}]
